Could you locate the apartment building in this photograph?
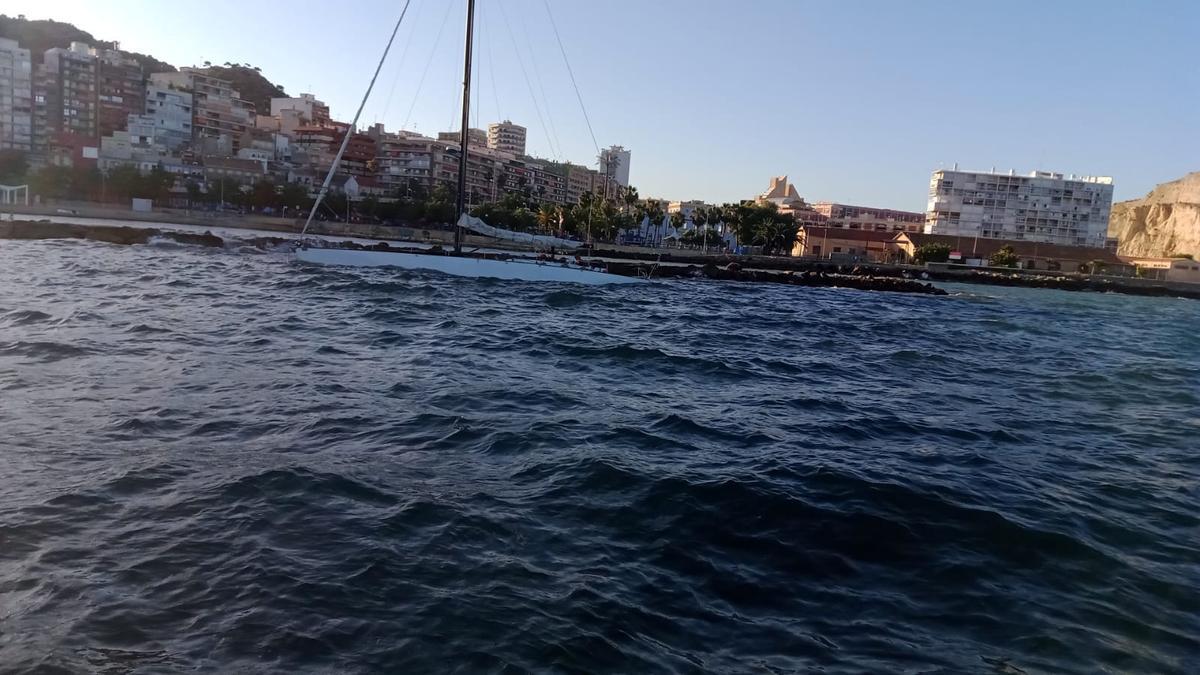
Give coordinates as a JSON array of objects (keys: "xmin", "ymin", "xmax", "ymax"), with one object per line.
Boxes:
[
  {"xmin": 34, "ymin": 43, "xmax": 99, "ymax": 157},
  {"xmin": 526, "ymin": 161, "xmax": 568, "ymax": 205},
  {"xmin": 270, "ymin": 93, "xmax": 329, "ymax": 126},
  {"xmin": 926, "ymin": 168, "xmax": 1114, "ymax": 248},
  {"xmin": 599, "ymin": 145, "xmax": 630, "ymax": 186},
  {"xmin": 487, "ymin": 120, "xmax": 526, "ymax": 157},
  {"xmin": 438, "ymin": 128, "xmax": 488, "ymax": 148},
  {"xmin": 143, "ymin": 81, "xmax": 193, "ymax": 150},
  {"xmin": 804, "ymin": 202, "xmax": 924, "ymax": 233},
  {"xmin": 151, "ymin": 69, "xmax": 255, "ymax": 154},
  {"xmin": 0, "ymin": 38, "xmax": 33, "ymax": 152},
  {"xmin": 96, "ymin": 47, "xmax": 144, "ymax": 139}
]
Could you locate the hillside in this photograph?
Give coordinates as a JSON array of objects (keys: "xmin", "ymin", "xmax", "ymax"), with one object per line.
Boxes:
[
  {"xmin": 194, "ymin": 64, "xmax": 287, "ymax": 113},
  {"xmin": 0, "ymin": 14, "xmax": 174, "ymax": 73},
  {"xmin": 1109, "ymin": 172, "xmax": 1200, "ymax": 259},
  {"xmin": 0, "ymin": 14, "xmax": 293, "ymax": 113}
]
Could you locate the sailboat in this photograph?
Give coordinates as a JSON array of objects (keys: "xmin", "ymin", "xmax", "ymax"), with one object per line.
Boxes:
[{"xmin": 294, "ymin": 0, "xmax": 642, "ymax": 285}]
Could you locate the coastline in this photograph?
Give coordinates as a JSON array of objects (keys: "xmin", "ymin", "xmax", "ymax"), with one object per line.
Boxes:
[{"xmin": 4, "ymin": 209, "xmax": 1198, "ymax": 300}]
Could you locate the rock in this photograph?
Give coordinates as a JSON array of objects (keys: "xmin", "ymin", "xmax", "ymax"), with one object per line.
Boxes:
[{"xmin": 1109, "ymin": 171, "xmax": 1200, "ymax": 259}]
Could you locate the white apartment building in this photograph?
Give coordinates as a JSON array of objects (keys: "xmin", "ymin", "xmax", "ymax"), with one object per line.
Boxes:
[
  {"xmin": 0, "ymin": 37, "xmax": 33, "ymax": 152},
  {"xmin": 600, "ymin": 145, "xmax": 631, "ymax": 187},
  {"xmin": 487, "ymin": 120, "xmax": 526, "ymax": 156},
  {"xmin": 270, "ymin": 93, "xmax": 329, "ymax": 125},
  {"xmin": 926, "ymin": 168, "xmax": 1114, "ymax": 248}
]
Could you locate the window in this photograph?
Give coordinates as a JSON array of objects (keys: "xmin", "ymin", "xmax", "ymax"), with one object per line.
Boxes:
[{"xmin": 833, "ymin": 247, "xmax": 842, "ymax": 253}]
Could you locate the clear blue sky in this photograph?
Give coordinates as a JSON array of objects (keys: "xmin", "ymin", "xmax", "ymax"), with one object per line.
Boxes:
[{"xmin": 12, "ymin": 0, "xmax": 1200, "ymax": 209}]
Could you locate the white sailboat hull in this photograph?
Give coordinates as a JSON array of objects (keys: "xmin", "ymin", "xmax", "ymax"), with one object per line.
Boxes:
[{"xmin": 295, "ymin": 247, "xmax": 644, "ymax": 285}]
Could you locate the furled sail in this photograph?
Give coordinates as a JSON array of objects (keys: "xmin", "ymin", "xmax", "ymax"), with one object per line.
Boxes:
[{"xmin": 457, "ymin": 214, "xmax": 582, "ymax": 249}]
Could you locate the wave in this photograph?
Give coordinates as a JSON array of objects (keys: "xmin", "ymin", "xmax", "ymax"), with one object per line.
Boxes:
[
  {"xmin": 0, "ymin": 308, "xmax": 54, "ymax": 326},
  {"xmin": 0, "ymin": 340, "xmax": 91, "ymax": 362}
]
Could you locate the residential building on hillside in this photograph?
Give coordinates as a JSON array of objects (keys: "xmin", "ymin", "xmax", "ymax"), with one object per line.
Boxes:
[
  {"xmin": 599, "ymin": 145, "xmax": 630, "ymax": 186},
  {"xmin": 34, "ymin": 43, "xmax": 99, "ymax": 157},
  {"xmin": 151, "ymin": 69, "xmax": 255, "ymax": 155},
  {"xmin": 202, "ymin": 155, "xmax": 267, "ymax": 185},
  {"xmin": 0, "ymin": 37, "xmax": 33, "ymax": 152},
  {"xmin": 291, "ymin": 123, "xmax": 376, "ymax": 178},
  {"xmin": 926, "ymin": 168, "xmax": 1115, "ymax": 248},
  {"xmin": 487, "ymin": 120, "xmax": 526, "ymax": 156},
  {"xmin": 99, "ymin": 112, "xmax": 168, "ymax": 171},
  {"xmin": 270, "ymin": 93, "xmax": 329, "ymax": 126},
  {"xmin": 373, "ymin": 129, "xmax": 440, "ymax": 193},
  {"xmin": 143, "ymin": 81, "xmax": 192, "ymax": 150},
  {"xmin": 95, "ymin": 47, "xmax": 144, "ymax": 139}
]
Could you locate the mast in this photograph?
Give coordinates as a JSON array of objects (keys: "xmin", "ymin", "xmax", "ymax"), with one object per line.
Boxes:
[{"xmin": 454, "ymin": 0, "xmax": 476, "ymax": 255}]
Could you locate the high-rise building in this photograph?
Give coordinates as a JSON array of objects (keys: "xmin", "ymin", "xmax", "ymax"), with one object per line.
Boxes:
[
  {"xmin": 0, "ymin": 38, "xmax": 33, "ymax": 152},
  {"xmin": 926, "ymin": 168, "xmax": 1114, "ymax": 248},
  {"xmin": 34, "ymin": 42, "xmax": 99, "ymax": 157},
  {"xmin": 150, "ymin": 69, "xmax": 255, "ymax": 155},
  {"xmin": 487, "ymin": 120, "xmax": 526, "ymax": 156},
  {"xmin": 599, "ymin": 145, "xmax": 631, "ymax": 187},
  {"xmin": 96, "ymin": 47, "xmax": 144, "ymax": 139}
]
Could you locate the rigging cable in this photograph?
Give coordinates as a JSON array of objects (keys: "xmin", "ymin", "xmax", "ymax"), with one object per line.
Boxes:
[
  {"xmin": 472, "ymin": 1, "xmax": 482, "ymax": 130},
  {"xmin": 377, "ymin": 0, "xmax": 423, "ymax": 123},
  {"xmin": 517, "ymin": 10, "xmax": 563, "ymax": 162},
  {"xmin": 543, "ymin": 0, "xmax": 599, "ymax": 157},
  {"xmin": 301, "ymin": 0, "xmax": 413, "ymax": 237},
  {"xmin": 484, "ymin": 4, "xmax": 502, "ymax": 120},
  {"xmin": 496, "ymin": 0, "xmax": 560, "ymax": 160},
  {"xmin": 402, "ymin": 0, "xmax": 456, "ymax": 131}
]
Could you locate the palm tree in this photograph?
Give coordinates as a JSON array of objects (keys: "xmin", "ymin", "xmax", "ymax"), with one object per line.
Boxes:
[
  {"xmin": 622, "ymin": 185, "xmax": 639, "ymax": 213},
  {"xmin": 537, "ymin": 203, "xmax": 558, "ymax": 231},
  {"xmin": 644, "ymin": 199, "xmax": 663, "ymax": 246},
  {"xmin": 692, "ymin": 208, "xmax": 709, "ymax": 251}
]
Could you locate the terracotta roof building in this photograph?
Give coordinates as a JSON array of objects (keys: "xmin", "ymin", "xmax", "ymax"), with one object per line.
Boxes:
[{"xmin": 794, "ymin": 226, "xmax": 896, "ymax": 261}]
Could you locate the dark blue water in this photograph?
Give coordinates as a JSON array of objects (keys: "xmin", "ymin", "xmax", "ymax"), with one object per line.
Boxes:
[{"xmin": 2, "ymin": 237, "xmax": 1198, "ymax": 673}]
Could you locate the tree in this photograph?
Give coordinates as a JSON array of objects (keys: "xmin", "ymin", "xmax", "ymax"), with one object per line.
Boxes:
[
  {"xmin": 1171, "ymin": 252, "xmax": 1194, "ymax": 260},
  {"xmin": 185, "ymin": 179, "xmax": 203, "ymax": 207},
  {"xmin": 913, "ymin": 242, "xmax": 951, "ymax": 264},
  {"xmin": 280, "ymin": 183, "xmax": 311, "ymax": 213},
  {"xmin": 621, "ymin": 185, "xmax": 639, "ymax": 212},
  {"xmin": 723, "ymin": 201, "xmax": 796, "ymax": 255},
  {"xmin": 0, "ymin": 149, "xmax": 29, "ymax": 183},
  {"xmin": 670, "ymin": 210, "xmax": 685, "ymax": 230},
  {"xmin": 988, "ymin": 244, "xmax": 1019, "ymax": 268},
  {"xmin": 536, "ymin": 203, "xmax": 558, "ymax": 230},
  {"xmin": 249, "ymin": 179, "xmax": 278, "ymax": 211}
]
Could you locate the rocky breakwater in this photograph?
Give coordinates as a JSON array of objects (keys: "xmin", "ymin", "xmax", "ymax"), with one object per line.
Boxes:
[
  {"xmin": 605, "ymin": 261, "xmax": 948, "ymax": 295},
  {"xmin": 0, "ymin": 219, "xmax": 226, "ymax": 248},
  {"xmin": 1109, "ymin": 171, "xmax": 1200, "ymax": 259}
]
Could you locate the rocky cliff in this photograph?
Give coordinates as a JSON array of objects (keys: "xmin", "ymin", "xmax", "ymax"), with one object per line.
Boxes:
[{"xmin": 1109, "ymin": 172, "xmax": 1200, "ymax": 258}]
